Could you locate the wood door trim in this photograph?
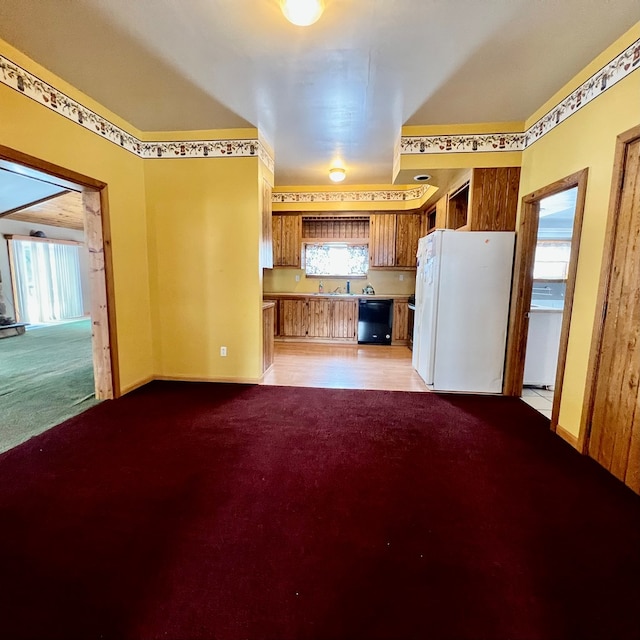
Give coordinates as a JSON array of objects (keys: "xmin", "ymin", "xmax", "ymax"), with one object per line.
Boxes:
[
  {"xmin": 579, "ymin": 124, "xmax": 640, "ymax": 453},
  {"xmin": 504, "ymin": 169, "xmax": 588, "ymax": 436},
  {"xmin": 0, "ymin": 145, "xmax": 117, "ymax": 399}
]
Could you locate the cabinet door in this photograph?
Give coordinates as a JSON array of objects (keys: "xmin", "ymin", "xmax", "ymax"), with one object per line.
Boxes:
[
  {"xmin": 395, "ymin": 214, "xmax": 422, "ymax": 267},
  {"xmin": 392, "ymin": 300, "xmax": 409, "ymax": 343},
  {"xmin": 369, "ymin": 214, "xmax": 396, "ymax": 267},
  {"xmin": 307, "ymin": 299, "xmax": 332, "ymax": 337},
  {"xmin": 272, "ymin": 215, "xmax": 284, "ymax": 266},
  {"xmin": 469, "ymin": 167, "xmax": 521, "ymax": 231},
  {"xmin": 261, "ymin": 179, "xmax": 273, "ymax": 269},
  {"xmin": 280, "ymin": 299, "xmax": 308, "ymax": 337},
  {"xmin": 280, "ymin": 215, "xmax": 302, "ymax": 267},
  {"xmin": 331, "ymin": 299, "xmax": 358, "ymax": 339}
]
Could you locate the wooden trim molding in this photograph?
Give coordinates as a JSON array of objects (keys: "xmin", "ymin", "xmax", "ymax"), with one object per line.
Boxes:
[
  {"xmin": 579, "ymin": 124, "xmax": 640, "ymax": 454},
  {"xmin": 556, "ymin": 424, "xmax": 579, "ymax": 450},
  {"xmin": 504, "ymin": 169, "xmax": 588, "ymax": 437},
  {"xmin": 0, "ymin": 145, "xmax": 117, "ymax": 400}
]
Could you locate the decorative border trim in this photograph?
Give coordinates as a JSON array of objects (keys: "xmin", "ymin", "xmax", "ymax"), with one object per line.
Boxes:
[
  {"xmin": 273, "ymin": 185, "xmax": 430, "ymax": 204},
  {"xmin": 0, "ymin": 54, "xmax": 274, "ymax": 171},
  {"xmin": 401, "ymin": 37, "xmax": 640, "ymax": 155},
  {"xmin": 524, "ymin": 36, "xmax": 640, "ymax": 147},
  {"xmin": 1, "ymin": 35, "xmax": 638, "ymax": 172},
  {"xmin": 401, "ymin": 132, "xmax": 525, "ymax": 155}
]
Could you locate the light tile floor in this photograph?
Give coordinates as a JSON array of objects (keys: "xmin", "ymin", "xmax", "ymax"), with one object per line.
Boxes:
[{"xmin": 521, "ymin": 386, "xmax": 554, "ymax": 419}]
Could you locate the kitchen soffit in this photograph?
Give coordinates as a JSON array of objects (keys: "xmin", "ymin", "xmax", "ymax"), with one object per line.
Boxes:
[{"xmin": 0, "ymin": 0, "xmax": 637, "ymax": 187}]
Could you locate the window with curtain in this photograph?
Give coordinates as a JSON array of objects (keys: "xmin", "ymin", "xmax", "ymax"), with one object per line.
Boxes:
[
  {"xmin": 304, "ymin": 243, "xmax": 369, "ymax": 277},
  {"xmin": 10, "ymin": 238, "xmax": 84, "ymax": 324}
]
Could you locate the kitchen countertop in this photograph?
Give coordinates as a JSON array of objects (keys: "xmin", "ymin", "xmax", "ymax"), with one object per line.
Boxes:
[{"xmin": 263, "ymin": 293, "xmax": 411, "ymax": 301}]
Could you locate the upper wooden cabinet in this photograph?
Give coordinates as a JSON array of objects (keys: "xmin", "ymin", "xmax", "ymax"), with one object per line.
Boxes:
[
  {"xmin": 272, "ymin": 214, "xmax": 302, "ymax": 267},
  {"xmin": 261, "ymin": 179, "xmax": 273, "ymax": 269},
  {"xmin": 370, "ymin": 213, "xmax": 422, "ymax": 269},
  {"xmin": 444, "ymin": 167, "xmax": 521, "ymax": 232}
]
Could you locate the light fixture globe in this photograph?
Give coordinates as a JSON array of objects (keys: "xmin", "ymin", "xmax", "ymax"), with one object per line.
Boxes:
[
  {"xmin": 280, "ymin": 0, "xmax": 324, "ymax": 26},
  {"xmin": 329, "ymin": 167, "xmax": 346, "ymax": 183}
]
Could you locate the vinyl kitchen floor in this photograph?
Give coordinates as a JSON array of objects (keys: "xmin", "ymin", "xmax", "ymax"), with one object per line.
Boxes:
[{"xmin": 521, "ymin": 386, "xmax": 554, "ymax": 419}]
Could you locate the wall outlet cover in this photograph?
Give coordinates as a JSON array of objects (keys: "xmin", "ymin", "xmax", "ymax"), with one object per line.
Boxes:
[{"xmin": 220, "ymin": 346, "xmax": 227, "ymax": 356}]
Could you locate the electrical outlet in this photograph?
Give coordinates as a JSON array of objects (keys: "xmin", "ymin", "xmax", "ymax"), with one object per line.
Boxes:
[
  {"xmin": 295, "ymin": 274, "xmax": 300, "ymax": 282},
  {"xmin": 399, "ymin": 274, "xmax": 404, "ymax": 281},
  {"xmin": 220, "ymin": 346, "xmax": 227, "ymax": 357}
]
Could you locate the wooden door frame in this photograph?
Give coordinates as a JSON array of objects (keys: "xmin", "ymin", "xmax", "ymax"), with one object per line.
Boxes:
[
  {"xmin": 0, "ymin": 144, "xmax": 119, "ymax": 399},
  {"xmin": 504, "ymin": 168, "xmax": 588, "ymax": 436},
  {"xmin": 579, "ymin": 124, "xmax": 640, "ymax": 454}
]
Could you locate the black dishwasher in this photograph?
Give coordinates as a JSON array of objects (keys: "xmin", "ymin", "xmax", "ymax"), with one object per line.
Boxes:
[{"xmin": 358, "ymin": 299, "xmax": 393, "ymax": 345}]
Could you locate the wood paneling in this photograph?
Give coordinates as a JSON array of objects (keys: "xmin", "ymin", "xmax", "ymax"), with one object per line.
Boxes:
[
  {"xmin": 331, "ymin": 299, "xmax": 357, "ymax": 339},
  {"xmin": 5, "ymin": 190, "xmax": 84, "ymax": 230},
  {"xmin": 470, "ymin": 167, "xmax": 521, "ymax": 231},
  {"xmin": 262, "ymin": 302, "xmax": 275, "ymax": 373},
  {"xmin": 280, "ymin": 299, "xmax": 307, "ymax": 337},
  {"xmin": 308, "ymin": 298, "xmax": 331, "ymax": 337},
  {"xmin": 272, "ymin": 214, "xmax": 302, "ymax": 267},
  {"xmin": 586, "ymin": 133, "xmax": 640, "ymax": 493},
  {"xmin": 302, "ymin": 217, "xmax": 369, "ymax": 240},
  {"xmin": 392, "ymin": 299, "xmax": 409, "ymax": 343},
  {"xmin": 395, "ymin": 214, "xmax": 421, "ymax": 267},
  {"xmin": 369, "ymin": 213, "xmax": 396, "ymax": 267},
  {"xmin": 261, "ymin": 179, "xmax": 273, "ymax": 269}
]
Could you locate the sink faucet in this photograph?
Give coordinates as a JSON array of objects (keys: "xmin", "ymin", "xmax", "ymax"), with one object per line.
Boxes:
[{"xmin": 332, "ymin": 286, "xmax": 342, "ymax": 294}]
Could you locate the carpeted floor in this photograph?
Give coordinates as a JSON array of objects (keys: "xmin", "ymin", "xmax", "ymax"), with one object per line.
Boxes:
[
  {"xmin": 0, "ymin": 319, "xmax": 98, "ymax": 452},
  {"xmin": 0, "ymin": 381, "xmax": 638, "ymax": 640}
]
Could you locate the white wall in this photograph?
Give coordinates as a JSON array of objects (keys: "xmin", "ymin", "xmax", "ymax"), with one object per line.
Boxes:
[{"xmin": 0, "ymin": 219, "xmax": 89, "ymax": 320}]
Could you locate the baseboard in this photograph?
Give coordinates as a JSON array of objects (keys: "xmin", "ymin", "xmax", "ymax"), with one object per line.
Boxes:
[
  {"xmin": 556, "ymin": 424, "xmax": 579, "ymax": 450},
  {"xmin": 154, "ymin": 375, "xmax": 262, "ymax": 385},
  {"xmin": 119, "ymin": 375, "xmax": 154, "ymax": 395}
]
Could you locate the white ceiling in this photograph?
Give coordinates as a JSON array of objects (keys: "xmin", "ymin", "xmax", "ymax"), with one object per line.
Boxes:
[{"xmin": 0, "ymin": 1, "xmax": 637, "ymax": 187}]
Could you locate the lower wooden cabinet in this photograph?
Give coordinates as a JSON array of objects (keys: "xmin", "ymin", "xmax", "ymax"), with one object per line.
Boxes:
[
  {"xmin": 278, "ymin": 298, "xmax": 358, "ymax": 341},
  {"xmin": 262, "ymin": 302, "xmax": 275, "ymax": 373},
  {"xmin": 273, "ymin": 296, "xmax": 409, "ymax": 345},
  {"xmin": 392, "ymin": 299, "xmax": 409, "ymax": 344}
]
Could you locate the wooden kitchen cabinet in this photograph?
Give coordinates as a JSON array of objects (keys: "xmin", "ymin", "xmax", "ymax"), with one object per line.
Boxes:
[
  {"xmin": 262, "ymin": 302, "xmax": 275, "ymax": 372},
  {"xmin": 260, "ymin": 179, "xmax": 273, "ymax": 269},
  {"xmin": 395, "ymin": 214, "xmax": 422, "ymax": 267},
  {"xmin": 370, "ymin": 213, "xmax": 421, "ymax": 269},
  {"xmin": 369, "ymin": 214, "xmax": 396, "ymax": 267},
  {"xmin": 445, "ymin": 167, "xmax": 521, "ymax": 232},
  {"xmin": 307, "ymin": 298, "xmax": 332, "ymax": 337},
  {"xmin": 277, "ymin": 296, "xmax": 357, "ymax": 341},
  {"xmin": 279, "ymin": 298, "xmax": 307, "ymax": 337},
  {"xmin": 392, "ymin": 299, "xmax": 410, "ymax": 344},
  {"xmin": 272, "ymin": 214, "xmax": 302, "ymax": 267},
  {"xmin": 331, "ymin": 299, "xmax": 358, "ymax": 339}
]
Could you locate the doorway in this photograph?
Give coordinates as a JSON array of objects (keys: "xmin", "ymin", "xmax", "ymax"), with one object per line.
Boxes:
[
  {"xmin": 504, "ymin": 169, "xmax": 588, "ymax": 435},
  {"xmin": 581, "ymin": 125, "xmax": 640, "ymax": 493},
  {"xmin": 0, "ymin": 145, "xmax": 117, "ymax": 446}
]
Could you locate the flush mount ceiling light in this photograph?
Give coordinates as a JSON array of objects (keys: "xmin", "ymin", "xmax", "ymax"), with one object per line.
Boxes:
[
  {"xmin": 329, "ymin": 167, "xmax": 346, "ymax": 183},
  {"xmin": 413, "ymin": 174, "xmax": 431, "ymax": 182},
  {"xmin": 280, "ymin": 0, "xmax": 324, "ymax": 26}
]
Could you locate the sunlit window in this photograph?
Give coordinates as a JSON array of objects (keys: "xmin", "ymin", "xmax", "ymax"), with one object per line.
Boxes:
[
  {"xmin": 533, "ymin": 241, "xmax": 571, "ymax": 280},
  {"xmin": 304, "ymin": 243, "xmax": 368, "ymax": 277}
]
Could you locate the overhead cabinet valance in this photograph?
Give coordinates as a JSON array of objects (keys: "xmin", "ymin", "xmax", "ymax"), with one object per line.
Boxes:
[{"xmin": 302, "ymin": 216, "xmax": 369, "ymax": 240}]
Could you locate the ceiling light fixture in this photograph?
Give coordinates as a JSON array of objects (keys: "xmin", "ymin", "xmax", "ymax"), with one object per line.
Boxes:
[
  {"xmin": 413, "ymin": 174, "xmax": 431, "ymax": 182},
  {"xmin": 329, "ymin": 167, "xmax": 346, "ymax": 183},
  {"xmin": 280, "ymin": 0, "xmax": 324, "ymax": 26}
]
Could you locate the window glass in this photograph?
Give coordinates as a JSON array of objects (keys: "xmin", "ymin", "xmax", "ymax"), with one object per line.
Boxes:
[
  {"xmin": 533, "ymin": 240, "xmax": 571, "ymax": 280},
  {"xmin": 304, "ymin": 243, "xmax": 368, "ymax": 277}
]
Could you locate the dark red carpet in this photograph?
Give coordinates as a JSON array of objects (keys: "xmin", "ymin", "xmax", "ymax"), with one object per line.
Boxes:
[{"xmin": 0, "ymin": 381, "xmax": 639, "ymax": 640}]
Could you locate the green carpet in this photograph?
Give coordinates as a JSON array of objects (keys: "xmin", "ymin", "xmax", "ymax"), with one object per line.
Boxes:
[{"xmin": 0, "ymin": 319, "xmax": 99, "ymax": 453}]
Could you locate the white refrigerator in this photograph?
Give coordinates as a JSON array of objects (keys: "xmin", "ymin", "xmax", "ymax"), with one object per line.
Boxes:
[{"xmin": 412, "ymin": 230, "xmax": 515, "ymax": 393}]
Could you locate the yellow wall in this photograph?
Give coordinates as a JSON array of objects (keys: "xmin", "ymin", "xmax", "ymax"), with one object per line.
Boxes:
[
  {"xmin": 519, "ymin": 23, "xmax": 640, "ymax": 438},
  {"xmin": 145, "ymin": 156, "xmax": 263, "ymax": 382},
  {"xmin": 0, "ymin": 40, "xmax": 153, "ymax": 393}
]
